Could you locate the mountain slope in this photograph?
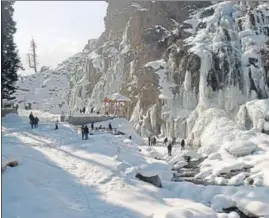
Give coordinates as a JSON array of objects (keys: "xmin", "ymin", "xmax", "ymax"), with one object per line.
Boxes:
[
  {"xmin": 68, "ymin": 1, "xmax": 269, "ymax": 139},
  {"xmin": 15, "ymin": 1, "xmax": 269, "ymax": 144}
]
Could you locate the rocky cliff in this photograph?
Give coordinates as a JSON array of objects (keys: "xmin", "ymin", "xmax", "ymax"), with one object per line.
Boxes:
[
  {"xmin": 67, "ymin": 1, "xmax": 269, "ymax": 143},
  {"xmin": 16, "ymin": 1, "xmax": 269, "ymax": 148}
]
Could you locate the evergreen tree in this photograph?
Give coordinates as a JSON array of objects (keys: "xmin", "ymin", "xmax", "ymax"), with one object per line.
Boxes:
[{"xmin": 1, "ymin": 1, "xmax": 21, "ymax": 101}]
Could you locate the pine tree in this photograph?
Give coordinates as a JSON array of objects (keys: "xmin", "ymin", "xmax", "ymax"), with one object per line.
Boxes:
[{"xmin": 1, "ymin": 1, "xmax": 21, "ymax": 101}]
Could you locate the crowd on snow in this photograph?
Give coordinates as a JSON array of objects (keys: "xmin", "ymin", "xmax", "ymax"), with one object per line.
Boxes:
[
  {"xmin": 148, "ymin": 136, "xmax": 185, "ymax": 156},
  {"xmin": 80, "ymin": 122, "xmax": 113, "ymax": 140},
  {"xmin": 28, "ymin": 111, "xmax": 184, "ymax": 156}
]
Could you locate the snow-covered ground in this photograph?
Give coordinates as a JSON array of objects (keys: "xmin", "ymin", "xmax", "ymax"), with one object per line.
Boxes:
[{"xmin": 2, "ymin": 111, "xmax": 269, "ymax": 218}]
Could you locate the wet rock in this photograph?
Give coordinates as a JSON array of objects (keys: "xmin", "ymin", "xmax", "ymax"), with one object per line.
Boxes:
[
  {"xmin": 223, "ymin": 207, "xmax": 258, "ymax": 218},
  {"xmin": 135, "ymin": 172, "xmax": 162, "ymax": 188}
]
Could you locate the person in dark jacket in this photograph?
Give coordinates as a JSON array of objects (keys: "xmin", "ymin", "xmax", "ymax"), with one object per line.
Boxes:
[
  {"xmin": 84, "ymin": 125, "xmax": 89, "ymax": 140},
  {"xmin": 152, "ymin": 137, "xmax": 157, "ymax": 145},
  {"xmin": 55, "ymin": 120, "xmax": 59, "ymax": 130},
  {"xmin": 181, "ymin": 139, "xmax": 185, "ymax": 150},
  {"xmin": 108, "ymin": 122, "xmax": 112, "ymax": 131},
  {"xmin": 81, "ymin": 125, "xmax": 85, "ymax": 140},
  {"xmin": 91, "ymin": 122, "xmax": 94, "ymax": 130},
  {"xmin": 29, "ymin": 112, "xmax": 34, "ymax": 129},
  {"xmin": 148, "ymin": 136, "xmax": 151, "ymax": 146},
  {"xmin": 34, "ymin": 117, "xmax": 39, "ymax": 128},
  {"xmin": 167, "ymin": 143, "xmax": 172, "ymax": 156}
]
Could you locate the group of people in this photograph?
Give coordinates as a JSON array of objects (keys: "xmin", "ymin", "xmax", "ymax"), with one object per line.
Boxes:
[
  {"xmin": 79, "ymin": 107, "xmax": 86, "ymax": 114},
  {"xmin": 148, "ymin": 136, "xmax": 157, "ymax": 146},
  {"xmin": 81, "ymin": 125, "xmax": 90, "ymax": 140},
  {"xmin": 29, "ymin": 112, "xmax": 39, "ymax": 129},
  {"xmin": 147, "ymin": 135, "xmax": 185, "ymax": 156},
  {"xmin": 29, "ymin": 112, "xmax": 59, "ymax": 130},
  {"xmin": 80, "ymin": 122, "xmax": 113, "ymax": 140}
]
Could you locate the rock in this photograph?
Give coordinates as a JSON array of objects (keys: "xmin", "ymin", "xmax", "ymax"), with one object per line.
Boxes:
[
  {"xmin": 223, "ymin": 207, "xmax": 257, "ymax": 218},
  {"xmin": 183, "ymin": 155, "xmax": 191, "ymax": 162},
  {"xmin": 135, "ymin": 172, "xmax": 162, "ymax": 188},
  {"xmin": 2, "ymin": 160, "xmax": 19, "ymax": 173}
]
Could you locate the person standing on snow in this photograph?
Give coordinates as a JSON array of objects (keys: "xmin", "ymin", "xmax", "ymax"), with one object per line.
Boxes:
[
  {"xmin": 54, "ymin": 120, "xmax": 59, "ymax": 130},
  {"xmin": 108, "ymin": 122, "xmax": 112, "ymax": 131},
  {"xmin": 167, "ymin": 143, "xmax": 172, "ymax": 156},
  {"xmin": 34, "ymin": 117, "xmax": 39, "ymax": 128},
  {"xmin": 181, "ymin": 139, "xmax": 185, "ymax": 150},
  {"xmin": 81, "ymin": 125, "xmax": 85, "ymax": 140},
  {"xmin": 29, "ymin": 112, "xmax": 34, "ymax": 129},
  {"xmin": 152, "ymin": 137, "xmax": 157, "ymax": 145},
  {"xmin": 91, "ymin": 122, "xmax": 94, "ymax": 130},
  {"xmin": 84, "ymin": 125, "xmax": 89, "ymax": 140},
  {"xmin": 148, "ymin": 136, "xmax": 151, "ymax": 146}
]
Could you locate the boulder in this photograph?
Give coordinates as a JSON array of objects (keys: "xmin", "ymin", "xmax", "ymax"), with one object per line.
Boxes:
[
  {"xmin": 135, "ymin": 172, "xmax": 162, "ymax": 188},
  {"xmin": 2, "ymin": 160, "xmax": 19, "ymax": 173}
]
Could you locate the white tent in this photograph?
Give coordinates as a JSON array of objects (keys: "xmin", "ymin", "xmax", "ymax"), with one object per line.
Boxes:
[{"xmin": 105, "ymin": 93, "xmax": 131, "ymax": 102}]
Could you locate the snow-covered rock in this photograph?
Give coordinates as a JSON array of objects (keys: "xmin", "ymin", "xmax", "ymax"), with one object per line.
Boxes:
[{"xmin": 211, "ymin": 194, "xmax": 236, "ymax": 212}]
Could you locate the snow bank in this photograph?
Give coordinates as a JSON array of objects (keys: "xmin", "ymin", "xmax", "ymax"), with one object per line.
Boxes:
[
  {"xmin": 236, "ymin": 99, "xmax": 269, "ymax": 130},
  {"xmin": 165, "ymin": 202, "xmax": 218, "ymax": 218},
  {"xmin": 224, "ymin": 141, "xmax": 256, "ymax": 157},
  {"xmin": 95, "ymin": 117, "xmax": 143, "ymax": 145},
  {"xmin": 211, "ymin": 194, "xmax": 235, "ymax": 212}
]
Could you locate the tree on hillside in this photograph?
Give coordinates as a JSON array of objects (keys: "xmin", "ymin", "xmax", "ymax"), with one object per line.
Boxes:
[{"xmin": 1, "ymin": 1, "xmax": 21, "ymax": 101}]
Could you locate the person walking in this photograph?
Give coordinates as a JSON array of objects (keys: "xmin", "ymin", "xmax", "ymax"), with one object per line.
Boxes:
[
  {"xmin": 34, "ymin": 117, "xmax": 39, "ymax": 128},
  {"xmin": 152, "ymin": 137, "xmax": 157, "ymax": 146},
  {"xmin": 29, "ymin": 112, "xmax": 34, "ymax": 129},
  {"xmin": 84, "ymin": 125, "xmax": 89, "ymax": 140},
  {"xmin": 108, "ymin": 122, "xmax": 112, "ymax": 131},
  {"xmin": 181, "ymin": 139, "xmax": 185, "ymax": 150},
  {"xmin": 167, "ymin": 143, "xmax": 172, "ymax": 156},
  {"xmin": 91, "ymin": 122, "xmax": 94, "ymax": 130},
  {"xmin": 54, "ymin": 120, "xmax": 59, "ymax": 130},
  {"xmin": 148, "ymin": 136, "xmax": 151, "ymax": 146},
  {"xmin": 81, "ymin": 125, "xmax": 85, "ymax": 140}
]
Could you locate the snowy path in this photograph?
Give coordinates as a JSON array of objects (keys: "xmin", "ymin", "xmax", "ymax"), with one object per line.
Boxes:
[
  {"xmin": 2, "ymin": 113, "xmax": 196, "ymax": 218},
  {"xmin": 3, "ymin": 112, "xmax": 269, "ymax": 218}
]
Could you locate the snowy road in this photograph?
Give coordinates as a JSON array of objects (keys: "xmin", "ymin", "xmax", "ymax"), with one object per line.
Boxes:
[
  {"xmin": 1, "ymin": 113, "xmax": 197, "ymax": 218},
  {"xmin": 2, "ymin": 112, "xmax": 269, "ymax": 218}
]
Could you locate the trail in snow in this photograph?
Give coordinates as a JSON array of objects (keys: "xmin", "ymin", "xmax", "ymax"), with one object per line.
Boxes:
[{"xmin": 3, "ymin": 111, "xmax": 269, "ymax": 218}]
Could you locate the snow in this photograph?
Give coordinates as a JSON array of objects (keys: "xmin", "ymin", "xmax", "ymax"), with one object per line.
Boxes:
[
  {"xmin": 236, "ymin": 99, "xmax": 269, "ymax": 130},
  {"xmin": 8, "ymin": 1, "xmax": 269, "ymax": 217},
  {"xmin": 145, "ymin": 59, "xmax": 174, "ymax": 100},
  {"xmin": 88, "ymin": 51, "xmax": 105, "ymax": 73},
  {"xmin": 224, "ymin": 140, "xmax": 257, "ymax": 157},
  {"xmin": 211, "ymin": 194, "xmax": 235, "ymax": 212},
  {"xmin": 3, "ymin": 112, "xmax": 269, "ymax": 218}
]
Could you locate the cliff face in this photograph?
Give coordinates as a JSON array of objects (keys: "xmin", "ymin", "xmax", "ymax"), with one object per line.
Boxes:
[{"xmin": 68, "ymin": 1, "xmax": 269, "ymax": 144}]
